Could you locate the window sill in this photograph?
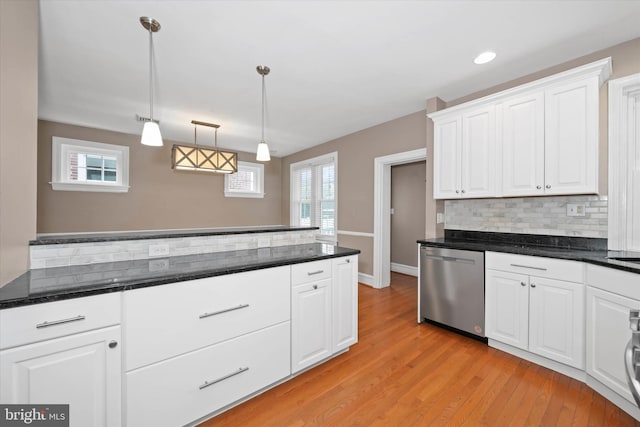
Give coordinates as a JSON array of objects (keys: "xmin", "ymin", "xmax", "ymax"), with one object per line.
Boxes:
[
  {"xmin": 224, "ymin": 191, "xmax": 265, "ymax": 199},
  {"xmin": 50, "ymin": 182, "xmax": 130, "ymax": 193}
]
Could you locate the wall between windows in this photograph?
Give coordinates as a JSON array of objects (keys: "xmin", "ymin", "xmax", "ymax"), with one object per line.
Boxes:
[{"xmin": 37, "ymin": 120, "xmax": 283, "ymax": 233}]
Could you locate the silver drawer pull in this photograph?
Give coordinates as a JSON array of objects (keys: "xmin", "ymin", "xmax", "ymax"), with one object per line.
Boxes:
[
  {"xmin": 199, "ymin": 367, "xmax": 249, "ymax": 390},
  {"xmin": 36, "ymin": 315, "xmax": 86, "ymax": 329},
  {"xmin": 307, "ymin": 270, "xmax": 324, "ymax": 276},
  {"xmin": 509, "ymin": 263, "xmax": 547, "ymax": 271},
  {"xmin": 199, "ymin": 304, "xmax": 250, "ymax": 319}
]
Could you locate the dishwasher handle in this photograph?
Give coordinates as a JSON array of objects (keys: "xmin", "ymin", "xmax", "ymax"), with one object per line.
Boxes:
[{"xmin": 421, "ymin": 253, "xmax": 476, "ymax": 265}]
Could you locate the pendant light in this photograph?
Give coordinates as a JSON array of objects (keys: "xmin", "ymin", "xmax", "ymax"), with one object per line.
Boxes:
[
  {"xmin": 140, "ymin": 16, "xmax": 163, "ymax": 147},
  {"xmin": 256, "ymin": 65, "xmax": 271, "ymax": 161}
]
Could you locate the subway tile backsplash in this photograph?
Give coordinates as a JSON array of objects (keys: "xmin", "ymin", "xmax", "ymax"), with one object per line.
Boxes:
[
  {"xmin": 30, "ymin": 230, "xmax": 319, "ymax": 269},
  {"xmin": 445, "ymin": 195, "xmax": 608, "ymax": 238}
]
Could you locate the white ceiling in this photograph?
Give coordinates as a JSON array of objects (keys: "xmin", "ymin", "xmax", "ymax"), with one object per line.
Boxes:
[{"xmin": 38, "ymin": 0, "xmax": 640, "ymax": 157}]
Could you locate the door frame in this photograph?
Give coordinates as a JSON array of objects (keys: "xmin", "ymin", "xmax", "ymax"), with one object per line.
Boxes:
[{"xmin": 373, "ymin": 148, "xmax": 427, "ymax": 288}]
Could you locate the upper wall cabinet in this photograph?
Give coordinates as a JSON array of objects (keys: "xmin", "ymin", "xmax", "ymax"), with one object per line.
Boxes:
[
  {"xmin": 428, "ymin": 57, "xmax": 611, "ymax": 200},
  {"xmin": 433, "ymin": 105, "xmax": 496, "ymax": 199}
]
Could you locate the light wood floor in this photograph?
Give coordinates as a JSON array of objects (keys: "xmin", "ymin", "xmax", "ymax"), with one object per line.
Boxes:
[{"xmin": 200, "ymin": 273, "xmax": 640, "ymax": 427}]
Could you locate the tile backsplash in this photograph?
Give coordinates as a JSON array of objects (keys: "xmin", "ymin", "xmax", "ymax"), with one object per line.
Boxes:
[
  {"xmin": 30, "ymin": 230, "xmax": 318, "ymax": 269},
  {"xmin": 445, "ymin": 195, "xmax": 608, "ymax": 238}
]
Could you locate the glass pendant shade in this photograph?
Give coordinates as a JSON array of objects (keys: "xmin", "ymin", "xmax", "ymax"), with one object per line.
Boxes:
[
  {"xmin": 141, "ymin": 121, "xmax": 163, "ymax": 147},
  {"xmin": 256, "ymin": 141, "xmax": 271, "ymax": 162}
]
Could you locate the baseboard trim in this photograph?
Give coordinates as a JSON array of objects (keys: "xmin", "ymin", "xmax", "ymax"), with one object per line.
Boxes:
[
  {"xmin": 390, "ymin": 262, "xmax": 418, "ymax": 277},
  {"xmin": 358, "ymin": 273, "xmax": 375, "ymax": 287},
  {"xmin": 587, "ymin": 375, "xmax": 640, "ymax": 421}
]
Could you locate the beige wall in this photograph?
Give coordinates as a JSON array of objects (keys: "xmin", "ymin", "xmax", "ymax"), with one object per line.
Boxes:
[
  {"xmin": 37, "ymin": 120, "xmax": 282, "ymax": 233},
  {"xmin": 391, "ymin": 161, "xmax": 426, "ymax": 268},
  {"xmin": 446, "ymin": 37, "xmax": 640, "ymax": 196},
  {"xmin": 0, "ymin": 0, "xmax": 39, "ymax": 285},
  {"xmin": 281, "ymin": 111, "xmax": 428, "ymax": 275}
]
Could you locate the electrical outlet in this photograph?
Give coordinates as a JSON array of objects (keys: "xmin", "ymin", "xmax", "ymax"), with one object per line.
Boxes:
[
  {"xmin": 148, "ymin": 244, "xmax": 170, "ymax": 257},
  {"xmin": 566, "ymin": 204, "xmax": 586, "ymax": 217},
  {"xmin": 436, "ymin": 213, "xmax": 444, "ymax": 224},
  {"xmin": 149, "ymin": 259, "xmax": 169, "ymax": 272}
]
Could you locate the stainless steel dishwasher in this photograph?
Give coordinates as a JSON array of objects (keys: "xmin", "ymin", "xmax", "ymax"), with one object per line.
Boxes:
[{"xmin": 419, "ymin": 245, "xmax": 485, "ymax": 339}]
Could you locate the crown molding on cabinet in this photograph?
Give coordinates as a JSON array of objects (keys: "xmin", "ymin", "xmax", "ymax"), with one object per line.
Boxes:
[{"xmin": 427, "ymin": 57, "xmax": 612, "ymax": 120}]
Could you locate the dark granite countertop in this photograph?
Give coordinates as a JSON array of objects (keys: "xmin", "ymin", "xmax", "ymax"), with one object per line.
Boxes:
[
  {"xmin": 30, "ymin": 225, "xmax": 319, "ymax": 245},
  {"xmin": 418, "ymin": 230, "xmax": 640, "ymax": 275},
  {"xmin": 0, "ymin": 243, "xmax": 360, "ymax": 309}
]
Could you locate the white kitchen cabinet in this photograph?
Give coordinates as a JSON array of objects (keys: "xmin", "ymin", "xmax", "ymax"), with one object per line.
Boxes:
[
  {"xmin": 291, "ymin": 279, "xmax": 332, "ymax": 373},
  {"xmin": 429, "ymin": 57, "xmax": 610, "ymax": 200},
  {"xmin": 586, "ymin": 286, "xmax": 639, "ymax": 404},
  {"xmin": 332, "ymin": 255, "xmax": 358, "ymax": 352},
  {"xmin": 544, "ymin": 77, "xmax": 599, "ymax": 195},
  {"xmin": 500, "ymin": 91, "xmax": 545, "ymax": 197},
  {"xmin": 485, "ymin": 252, "xmax": 585, "ymax": 369},
  {"xmin": 433, "ymin": 115, "xmax": 461, "ymax": 199},
  {"xmin": 0, "ymin": 326, "xmax": 122, "ymax": 427},
  {"xmin": 432, "ymin": 106, "xmax": 495, "ymax": 199},
  {"xmin": 485, "ymin": 269, "xmax": 529, "ymax": 350}
]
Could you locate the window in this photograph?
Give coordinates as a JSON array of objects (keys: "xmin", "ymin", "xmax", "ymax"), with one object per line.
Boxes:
[
  {"xmin": 224, "ymin": 161, "xmax": 265, "ymax": 198},
  {"xmin": 291, "ymin": 152, "xmax": 337, "ymax": 243},
  {"xmin": 51, "ymin": 137, "xmax": 129, "ymax": 192}
]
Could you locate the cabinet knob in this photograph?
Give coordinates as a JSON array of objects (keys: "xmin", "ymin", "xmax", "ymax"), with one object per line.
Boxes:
[
  {"xmin": 108, "ymin": 341, "xmax": 118, "ymax": 349},
  {"xmin": 520, "ymin": 282, "xmax": 526, "ymax": 287},
  {"xmin": 461, "ymin": 189, "xmax": 466, "ymax": 194},
  {"xmin": 545, "ymin": 185, "xmax": 551, "ymax": 189},
  {"xmin": 530, "ymin": 283, "xmax": 536, "ymax": 288},
  {"xmin": 536, "ymin": 185, "xmax": 542, "ymax": 190},
  {"xmin": 346, "ymin": 259, "xmax": 350, "ymax": 263},
  {"xmin": 455, "ymin": 190, "xmax": 460, "ymax": 194},
  {"xmin": 313, "ymin": 284, "xmax": 318, "ymax": 290}
]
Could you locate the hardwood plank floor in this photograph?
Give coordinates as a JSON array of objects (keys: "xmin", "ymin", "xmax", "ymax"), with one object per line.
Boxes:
[{"xmin": 200, "ymin": 273, "xmax": 640, "ymax": 427}]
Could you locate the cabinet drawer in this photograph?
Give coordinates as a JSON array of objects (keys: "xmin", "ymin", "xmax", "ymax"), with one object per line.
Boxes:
[
  {"xmin": 0, "ymin": 293, "xmax": 121, "ymax": 350},
  {"xmin": 124, "ymin": 266, "xmax": 290, "ymax": 370},
  {"xmin": 126, "ymin": 322, "xmax": 290, "ymax": 427},
  {"xmin": 291, "ymin": 260, "xmax": 331, "ymax": 285},
  {"xmin": 486, "ymin": 251, "xmax": 584, "ymax": 283}
]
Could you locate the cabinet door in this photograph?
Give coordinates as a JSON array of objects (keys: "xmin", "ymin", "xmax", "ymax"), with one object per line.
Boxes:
[
  {"xmin": 332, "ymin": 256, "xmax": 358, "ymax": 352},
  {"xmin": 501, "ymin": 92, "xmax": 545, "ymax": 197},
  {"xmin": 0, "ymin": 326, "xmax": 121, "ymax": 427},
  {"xmin": 586, "ymin": 286, "xmax": 639, "ymax": 404},
  {"xmin": 544, "ymin": 77, "xmax": 599, "ymax": 195},
  {"xmin": 485, "ymin": 269, "xmax": 529, "ymax": 350},
  {"xmin": 433, "ymin": 115, "xmax": 462, "ymax": 199},
  {"xmin": 529, "ymin": 277, "xmax": 585, "ymax": 368},
  {"xmin": 461, "ymin": 105, "xmax": 496, "ymax": 198},
  {"xmin": 291, "ymin": 279, "xmax": 332, "ymax": 373}
]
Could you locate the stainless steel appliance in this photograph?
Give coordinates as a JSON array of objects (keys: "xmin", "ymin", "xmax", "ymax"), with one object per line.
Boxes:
[
  {"xmin": 626, "ymin": 309, "xmax": 640, "ymax": 406},
  {"xmin": 419, "ymin": 245, "xmax": 485, "ymax": 339}
]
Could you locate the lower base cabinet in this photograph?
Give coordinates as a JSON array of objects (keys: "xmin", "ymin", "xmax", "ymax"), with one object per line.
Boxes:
[
  {"xmin": 126, "ymin": 322, "xmax": 291, "ymax": 427},
  {"xmin": 0, "ymin": 326, "xmax": 122, "ymax": 427}
]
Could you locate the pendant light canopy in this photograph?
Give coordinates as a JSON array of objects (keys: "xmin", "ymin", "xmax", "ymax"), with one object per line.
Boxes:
[
  {"xmin": 140, "ymin": 16, "xmax": 163, "ymax": 147},
  {"xmin": 256, "ymin": 65, "xmax": 271, "ymax": 162}
]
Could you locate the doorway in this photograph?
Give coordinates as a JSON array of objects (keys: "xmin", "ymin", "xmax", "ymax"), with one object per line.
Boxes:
[{"xmin": 373, "ymin": 148, "xmax": 427, "ymax": 288}]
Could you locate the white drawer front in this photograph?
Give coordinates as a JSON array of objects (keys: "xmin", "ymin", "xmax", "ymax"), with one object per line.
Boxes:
[
  {"xmin": 486, "ymin": 251, "xmax": 584, "ymax": 283},
  {"xmin": 291, "ymin": 259, "xmax": 332, "ymax": 285},
  {"xmin": 124, "ymin": 266, "xmax": 290, "ymax": 370},
  {"xmin": 0, "ymin": 293, "xmax": 121, "ymax": 350},
  {"xmin": 126, "ymin": 322, "xmax": 290, "ymax": 427}
]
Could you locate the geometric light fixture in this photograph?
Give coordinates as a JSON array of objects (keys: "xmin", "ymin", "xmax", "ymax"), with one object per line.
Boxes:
[
  {"xmin": 139, "ymin": 16, "xmax": 163, "ymax": 147},
  {"xmin": 171, "ymin": 120, "xmax": 238, "ymax": 174},
  {"xmin": 256, "ymin": 65, "xmax": 271, "ymax": 162}
]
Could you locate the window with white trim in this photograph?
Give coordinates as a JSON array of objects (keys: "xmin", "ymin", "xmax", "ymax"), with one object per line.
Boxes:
[
  {"xmin": 290, "ymin": 152, "xmax": 337, "ymax": 243},
  {"xmin": 224, "ymin": 161, "xmax": 265, "ymax": 198},
  {"xmin": 51, "ymin": 137, "xmax": 129, "ymax": 192}
]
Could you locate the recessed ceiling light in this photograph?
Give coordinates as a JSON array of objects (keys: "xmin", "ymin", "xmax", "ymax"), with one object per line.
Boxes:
[{"xmin": 474, "ymin": 51, "xmax": 496, "ymax": 65}]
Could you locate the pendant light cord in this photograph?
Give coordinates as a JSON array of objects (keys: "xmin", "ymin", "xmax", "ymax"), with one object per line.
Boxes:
[
  {"xmin": 261, "ymin": 73, "xmax": 265, "ymax": 142},
  {"xmin": 148, "ymin": 27, "xmax": 153, "ymax": 120}
]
